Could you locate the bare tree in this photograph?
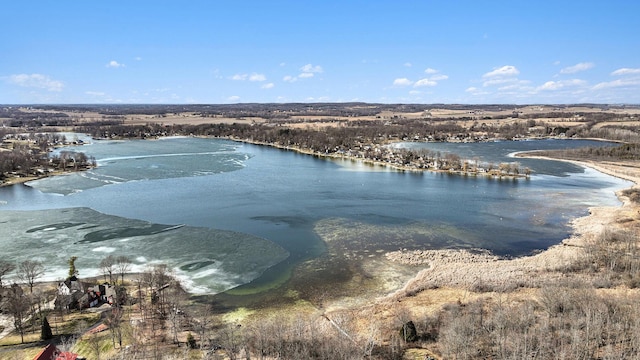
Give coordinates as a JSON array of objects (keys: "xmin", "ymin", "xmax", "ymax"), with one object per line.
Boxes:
[
  {"xmin": 165, "ymin": 281, "xmax": 187, "ymax": 344},
  {"xmin": 192, "ymin": 303, "xmax": 214, "ymax": 350},
  {"xmin": 17, "ymin": 260, "xmax": 44, "ymax": 294},
  {"xmin": 219, "ymin": 323, "xmax": 243, "ymax": 360},
  {"xmin": 0, "ymin": 259, "xmax": 16, "ymax": 287},
  {"xmin": 99, "ymin": 255, "xmax": 116, "ymax": 283},
  {"xmin": 87, "ymin": 332, "xmax": 103, "ymax": 360},
  {"xmin": 58, "ymin": 334, "xmax": 79, "ymax": 353},
  {"xmin": 5, "ymin": 284, "xmax": 29, "ymax": 343},
  {"xmin": 150, "ymin": 264, "xmax": 171, "ymax": 316},
  {"xmin": 105, "ymin": 307, "xmax": 124, "ymax": 349},
  {"xmin": 115, "ymin": 255, "xmax": 132, "ymax": 285}
]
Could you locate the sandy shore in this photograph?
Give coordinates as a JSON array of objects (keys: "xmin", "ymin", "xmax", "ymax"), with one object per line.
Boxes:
[
  {"xmin": 0, "ymin": 175, "xmax": 43, "ymax": 187},
  {"xmin": 381, "ymin": 156, "xmax": 640, "ymax": 299},
  {"xmin": 0, "ymin": 169, "xmax": 86, "ymax": 188}
]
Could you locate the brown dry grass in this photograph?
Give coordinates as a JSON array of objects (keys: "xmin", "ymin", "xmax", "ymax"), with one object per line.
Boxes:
[{"xmin": 325, "ymin": 158, "xmax": 639, "ymax": 356}]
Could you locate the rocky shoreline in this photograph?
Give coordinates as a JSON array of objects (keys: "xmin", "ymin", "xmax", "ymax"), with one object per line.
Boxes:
[
  {"xmin": 385, "ymin": 248, "xmax": 502, "ymax": 266},
  {"xmin": 378, "ymin": 156, "xmax": 639, "ymax": 298}
]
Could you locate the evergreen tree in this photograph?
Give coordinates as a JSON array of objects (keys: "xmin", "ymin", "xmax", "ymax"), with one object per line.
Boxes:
[
  {"xmin": 68, "ymin": 256, "xmax": 78, "ymax": 279},
  {"xmin": 186, "ymin": 332, "xmax": 197, "ymax": 349},
  {"xmin": 400, "ymin": 320, "xmax": 418, "ymax": 342},
  {"xmin": 41, "ymin": 316, "xmax": 53, "ymax": 340}
]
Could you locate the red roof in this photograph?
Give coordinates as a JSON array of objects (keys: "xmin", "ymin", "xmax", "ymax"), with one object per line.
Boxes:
[
  {"xmin": 33, "ymin": 344, "xmax": 57, "ymax": 360},
  {"xmin": 33, "ymin": 344, "xmax": 79, "ymax": 360},
  {"xmin": 56, "ymin": 352, "xmax": 78, "ymax": 360}
]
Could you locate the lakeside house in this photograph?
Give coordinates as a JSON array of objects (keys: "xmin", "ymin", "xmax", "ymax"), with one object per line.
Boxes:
[{"xmin": 55, "ymin": 276, "xmax": 119, "ymax": 310}]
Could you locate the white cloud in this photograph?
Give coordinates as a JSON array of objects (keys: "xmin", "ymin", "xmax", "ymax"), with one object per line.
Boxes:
[
  {"xmin": 498, "ymin": 84, "xmax": 523, "ymax": 91},
  {"xmin": 298, "ymin": 64, "xmax": 323, "ymax": 79},
  {"xmin": 481, "ymin": 66, "xmax": 525, "ymax": 87},
  {"xmin": 537, "ymin": 79, "xmax": 586, "ymax": 91},
  {"xmin": 414, "ymin": 78, "xmax": 437, "ymax": 87},
  {"xmin": 280, "ymin": 64, "xmax": 323, "ymax": 82},
  {"xmin": 483, "ymin": 65, "xmax": 519, "ymax": 78},
  {"xmin": 611, "ymin": 68, "xmax": 640, "ymax": 76},
  {"xmin": 430, "ymin": 74, "xmax": 449, "ymax": 81},
  {"xmin": 560, "ymin": 62, "xmax": 594, "ymax": 74},
  {"xmin": 283, "ymin": 75, "xmax": 297, "ymax": 83},
  {"xmin": 227, "ymin": 95, "xmax": 240, "ymax": 102},
  {"xmin": 538, "ymin": 81, "xmax": 562, "ymax": 91},
  {"xmin": 483, "ymin": 78, "xmax": 518, "ymax": 87},
  {"xmin": 593, "ymin": 78, "xmax": 640, "ymax": 90},
  {"xmin": 85, "ymin": 91, "xmax": 106, "ymax": 96},
  {"xmin": 404, "ymin": 62, "xmax": 412, "ymax": 67},
  {"xmin": 134, "ymin": 57, "xmax": 142, "ymax": 61},
  {"xmin": 261, "ymin": 83, "xmax": 274, "ymax": 89},
  {"xmin": 393, "ymin": 78, "xmax": 413, "ymax": 86},
  {"xmin": 7, "ymin": 73, "xmax": 64, "ymax": 91},
  {"xmin": 249, "ymin": 73, "xmax": 266, "ymax": 82},
  {"xmin": 106, "ymin": 60, "xmax": 125, "ymax": 68},
  {"xmin": 300, "ymin": 64, "xmax": 323, "ymax": 73},
  {"xmin": 231, "ymin": 73, "xmax": 266, "ymax": 81},
  {"xmin": 393, "ymin": 69, "xmax": 448, "ymax": 89},
  {"xmin": 409, "ymin": 90, "xmax": 421, "ymax": 95},
  {"xmin": 465, "ymin": 87, "xmax": 489, "ymax": 96}
]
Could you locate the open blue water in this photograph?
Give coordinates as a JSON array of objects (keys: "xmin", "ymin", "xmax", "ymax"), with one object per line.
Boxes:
[{"xmin": 0, "ymin": 137, "xmax": 631, "ymax": 294}]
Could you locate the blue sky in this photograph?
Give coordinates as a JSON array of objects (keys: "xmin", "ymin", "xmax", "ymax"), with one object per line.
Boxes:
[{"xmin": 2, "ymin": 1, "xmax": 639, "ymax": 104}]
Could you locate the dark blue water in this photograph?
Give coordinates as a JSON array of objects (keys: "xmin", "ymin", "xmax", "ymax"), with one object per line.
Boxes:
[{"xmin": 0, "ymin": 137, "xmax": 630, "ymax": 294}]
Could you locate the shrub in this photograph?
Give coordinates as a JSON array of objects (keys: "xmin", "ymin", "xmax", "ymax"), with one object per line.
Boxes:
[
  {"xmin": 186, "ymin": 332, "xmax": 196, "ymax": 349},
  {"xmin": 400, "ymin": 321, "xmax": 418, "ymax": 342}
]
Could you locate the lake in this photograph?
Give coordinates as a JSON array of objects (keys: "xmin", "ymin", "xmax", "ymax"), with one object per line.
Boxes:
[{"xmin": 0, "ymin": 137, "xmax": 631, "ymax": 296}]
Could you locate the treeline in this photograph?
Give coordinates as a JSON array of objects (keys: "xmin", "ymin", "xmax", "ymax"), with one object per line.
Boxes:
[
  {"xmin": 533, "ymin": 143, "xmax": 640, "ymax": 161},
  {"xmin": 579, "ymin": 126, "xmax": 640, "ymax": 143},
  {"xmin": 0, "ymin": 107, "xmax": 73, "ymax": 127},
  {"xmin": 79, "ymin": 120, "xmax": 473, "ymax": 144},
  {"xmin": 25, "ymin": 103, "xmax": 520, "ymax": 118}
]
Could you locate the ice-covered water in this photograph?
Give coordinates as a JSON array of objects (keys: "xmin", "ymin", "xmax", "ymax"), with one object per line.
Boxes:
[
  {"xmin": 0, "ymin": 207, "xmax": 288, "ymax": 293},
  {"xmin": 0, "ymin": 137, "xmax": 632, "ymax": 294}
]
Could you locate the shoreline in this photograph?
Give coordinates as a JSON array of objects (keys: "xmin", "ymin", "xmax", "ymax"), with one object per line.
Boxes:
[
  {"xmin": 515, "ymin": 150, "xmax": 640, "ymax": 183},
  {"xmin": 224, "ymin": 136, "xmax": 530, "ymax": 179},
  {"xmin": 0, "ymin": 171, "xmax": 71, "ymax": 188},
  {"xmin": 0, "ymin": 167, "xmax": 96, "ymax": 188},
  {"xmin": 2, "ymin": 135, "xmax": 636, "ymax": 299},
  {"xmin": 379, "ymin": 155, "xmax": 639, "ymax": 300}
]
